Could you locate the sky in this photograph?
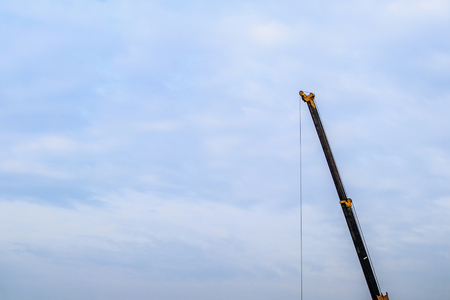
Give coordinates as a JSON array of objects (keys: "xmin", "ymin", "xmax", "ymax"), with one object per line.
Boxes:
[{"xmin": 0, "ymin": 0, "xmax": 450, "ymax": 299}]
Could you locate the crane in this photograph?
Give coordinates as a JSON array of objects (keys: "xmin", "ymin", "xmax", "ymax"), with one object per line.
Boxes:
[{"xmin": 300, "ymin": 91, "xmax": 389, "ymax": 300}]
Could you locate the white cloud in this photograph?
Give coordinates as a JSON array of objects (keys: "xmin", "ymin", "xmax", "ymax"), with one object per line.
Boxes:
[
  {"xmin": 0, "ymin": 190, "xmax": 302, "ymax": 298},
  {"xmin": 251, "ymin": 22, "xmax": 290, "ymax": 46},
  {"xmin": 0, "ymin": 159, "xmax": 72, "ymax": 179},
  {"xmin": 425, "ymin": 52, "xmax": 450, "ymax": 74},
  {"xmin": 204, "ymin": 135, "xmax": 243, "ymax": 156},
  {"xmin": 386, "ymin": 0, "xmax": 450, "ymax": 18},
  {"xmin": 14, "ymin": 136, "xmax": 77, "ymax": 154}
]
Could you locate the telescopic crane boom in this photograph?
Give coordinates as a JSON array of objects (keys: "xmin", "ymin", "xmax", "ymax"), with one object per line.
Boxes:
[{"xmin": 300, "ymin": 91, "xmax": 389, "ymax": 300}]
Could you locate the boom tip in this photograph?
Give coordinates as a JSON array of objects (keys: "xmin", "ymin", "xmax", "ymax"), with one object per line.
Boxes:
[{"xmin": 299, "ymin": 91, "xmax": 315, "ymax": 106}]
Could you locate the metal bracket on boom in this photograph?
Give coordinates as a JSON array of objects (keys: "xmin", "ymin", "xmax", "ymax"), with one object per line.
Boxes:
[
  {"xmin": 377, "ymin": 292, "xmax": 389, "ymax": 300},
  {"xmin": 339, "ymin": 198, "xmax": 353, "ymax": 208},
  {"xmin": 299, "ymin": 91, "xmax": 316, "ymax": 108}
]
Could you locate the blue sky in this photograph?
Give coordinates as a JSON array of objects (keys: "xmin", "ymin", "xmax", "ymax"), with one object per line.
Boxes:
[{"xmin": 1, "ymin": 0, "xmax": 450, "ymax": 299}]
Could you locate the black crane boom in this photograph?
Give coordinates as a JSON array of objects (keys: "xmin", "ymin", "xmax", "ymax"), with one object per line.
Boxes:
[{"xmin": 300, "ymin": 91, "xmax": 389, "ymax": 300}]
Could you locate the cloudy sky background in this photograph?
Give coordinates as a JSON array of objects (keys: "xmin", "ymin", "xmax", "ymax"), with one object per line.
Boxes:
[{"xmin": 1, "ymin": 0, "xmax": 450, "ymax": 299}]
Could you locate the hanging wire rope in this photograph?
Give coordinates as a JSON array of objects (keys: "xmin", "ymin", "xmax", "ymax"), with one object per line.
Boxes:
[{"xmin": 298, "ymin": 94, "xmax": 303, "ymax": 300}]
